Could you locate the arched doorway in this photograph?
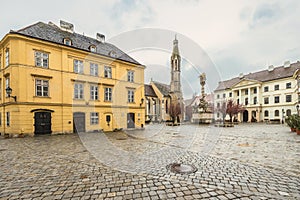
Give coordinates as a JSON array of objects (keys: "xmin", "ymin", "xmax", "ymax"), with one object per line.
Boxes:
[
  {"xmin": 243, "ymin": 110, "xmax": 249, "ymax": 122},
  {"xmin": 31, "ymin": 109, "xmax": 54, "ymax": 135}
]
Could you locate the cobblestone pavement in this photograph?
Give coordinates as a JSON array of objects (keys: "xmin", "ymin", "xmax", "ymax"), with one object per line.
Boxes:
[{"xmin": 0, "ymin": 124, "xmax": 299, "ymax": 199}]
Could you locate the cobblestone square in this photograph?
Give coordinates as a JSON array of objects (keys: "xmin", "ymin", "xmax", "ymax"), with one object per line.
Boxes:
[{"xmin": 0, "ymin": 123, "xmax": 299, "ymax": 199}]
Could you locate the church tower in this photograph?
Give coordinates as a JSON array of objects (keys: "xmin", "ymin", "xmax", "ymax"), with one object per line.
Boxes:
[
  {"xmin": 170, "ymin": 35, "xmax": 183, "ymax": 100},
  {"xmin": 170, "ymin": 35, "xmax": 184, "ymax": 122}
]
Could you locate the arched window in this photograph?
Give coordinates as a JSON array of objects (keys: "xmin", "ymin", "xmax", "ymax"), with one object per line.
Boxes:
[
  {"xmin": 275, "ymin": 110, "xmax": 279, "ymax": 117},
  {"xmin": 286, "ymin": 109, "xmax": 291, "ymax": 116},
  {"xmin": 63, "ymin": 38, "xmax": 72, "ymax": 46},
  {"xmin": 264, "ymin": 110, "xmax": 269, "ymax": 117},
  {"xmin": 89, "ymin": 45, "xmax": 97, "ymax": 52}
]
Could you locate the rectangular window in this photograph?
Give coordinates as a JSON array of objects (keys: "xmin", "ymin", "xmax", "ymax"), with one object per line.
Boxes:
[
  {"xmin": 74, "ymin": 83, "xmax": 84, "ymax": 99},
  {"xmin": 286, "ymin": 95, "xmax": 292, "ymax": 103},
  {"xmin": 217, "ymin": 94, "xmax": 220, "ymax": 99},
  {"xmin": 90, "ymin": 112, "xmax": 99, "ymax": 125},
  {"xmin": 90, "ymin": 63, "xmax": 98, "ymax": 76},
  {"xmin": 253, "ymin": 88, "xmax": 257, "ymax": 94},
  {"xmin": 35, "ymin": 51, "xmax": 49, "ymax": 68},
  {"xmin": 5, "ymin": 77, "xmax": 10, "ymax": 97},
  {"xmin": 104, "ymin": 66, "xmax": 112, "ymax": 78},
  {"xmin": 5, "ymin": 48, "xmax": 9, "ymax": 67},
  {"xmin": 286, "ymin": 82, "xmax": 291, "ymax": 89},
  {"xmin": 223, "ymin": 93, "xmax": 226, "ymax": 98},
  {"xmin": 0, "ymin": 113, "xmax": 1, "ymax": 126},
  {"xmin": 253, "ymin": 97, "xmax": 257, "ymax": 104},
  {"xmin": 128, "ymin": 90, "xmax": 135, "ymax": 103},
  {"xmin": 74, "ymin": 60, "xmax": 84, "ymax": 74},
  {"xmin": 264, "ymin": 97, "xmax": 269, "ymax": 104},
  {"xmin": 90, "ymin": 85, "xmax": 98, "ymax": 100},
  {"xmin": 274, "ymin": 84, "xmax": 279, "ymax": 91},
  {"xmin": 237, "ymin": 91, "xmax": 239, "ymax": 96},
  {"xmin": 245, "ymin": 89, "xmax": 248, "ymax": 95},
  {"xmin": 6, "ymin": 112, "xmax": 10, "ymax": 126},
  {"xmin": 264, "ymin": 86, "xmax": 269, "ymax": 92},
  {"xmin": 0, "ymin": 54, "xmax": 2, "ymax": 68},
  {"xmin": 128, "ymin": 71, "xmax": 134, "ymax": 82},
  {"xmin": 36, "ymin": 79, "xmax": 49, "ymax": 97},
  {"xmin": 104, "ymin": 87, "xmax": 112, "ymax": 101},
  {"xmin": 274, "ymin": 96, "xmax": 279, "ymax": 103},
  {"xmin": 217, "ymin": 103, "xmax": 220, "ymax": 108},
  {"xmin": 245, "ymin": 98, "xmax": 248, "ymax": 105}
]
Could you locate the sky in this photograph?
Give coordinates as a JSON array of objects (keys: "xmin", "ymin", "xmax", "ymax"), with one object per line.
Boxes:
[{"xmin": 1, "ymin": 0, "xmax": 300, "ymax": 99}]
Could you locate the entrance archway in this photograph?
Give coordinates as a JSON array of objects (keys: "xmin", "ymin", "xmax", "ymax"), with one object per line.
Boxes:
[{"xmin": 243, "ymin": 110, "xmax": 249, "ymax": 122}]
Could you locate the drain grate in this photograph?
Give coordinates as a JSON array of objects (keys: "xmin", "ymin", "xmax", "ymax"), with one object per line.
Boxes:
[{"xmin": 167, "ymin": 163, "xmax": 197, "ymax": 174}]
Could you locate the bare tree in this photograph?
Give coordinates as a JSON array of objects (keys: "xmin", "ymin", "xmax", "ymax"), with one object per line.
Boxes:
[
  {"xmin": 169, "ymin": 101, "xmax": 181, "ymax": 124},
  {"xmin": 216, "ymin": 100, "xmax": 244, "ymax": 122},
  {"xmin": 226, "ymin": 99, "xmax": 244, "ymax": 122}
]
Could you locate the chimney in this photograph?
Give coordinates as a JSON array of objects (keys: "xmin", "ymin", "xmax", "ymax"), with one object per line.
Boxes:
[
  {"xmin": 239, "ymin": 73, "xmax": 244, "ymax": 79},
  {"xmin": 284, "ymin": 61, "xmax": 290, "ymax": 68},
  {"xmin": 96, "ymin": 33, "xmax": 105, "ymax": 43},
  {"xmin": 268, "ymin": 65, "xmax": 274, "ymax": 72},
  {"xmin": 60, "ymin": 20, "xmax": 74, "ymax": 33}
]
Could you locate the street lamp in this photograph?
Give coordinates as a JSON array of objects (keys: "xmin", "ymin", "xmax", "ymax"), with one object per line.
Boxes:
[
  {"xmin": 140, "ymin": 98, "xmax": 144, "ymax": 107},
  {"xmin": 5, "ymin": 86, "xmax": 17, "ymax": 102}
]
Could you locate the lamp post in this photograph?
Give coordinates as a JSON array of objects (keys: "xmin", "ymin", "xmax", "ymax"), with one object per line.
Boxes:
[{"xmin": 5, "ymin": 86, "xmax": 17, "ymax": 102}]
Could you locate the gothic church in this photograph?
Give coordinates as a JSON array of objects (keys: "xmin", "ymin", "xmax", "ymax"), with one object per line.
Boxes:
[{"xmin": 145, "ymin": 36, "xmax": 184, "ymax": 122}]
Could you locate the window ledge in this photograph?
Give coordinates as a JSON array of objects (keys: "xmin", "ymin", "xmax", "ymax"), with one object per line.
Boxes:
[{"xmin": 34, "ymin": 96, "xmax": 51, "ymax": 98}]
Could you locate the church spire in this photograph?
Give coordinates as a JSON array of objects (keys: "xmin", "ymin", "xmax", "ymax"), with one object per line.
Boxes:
[{"xmin": 172, "ymin": 35, "xmax": 180, "ymax": 57}]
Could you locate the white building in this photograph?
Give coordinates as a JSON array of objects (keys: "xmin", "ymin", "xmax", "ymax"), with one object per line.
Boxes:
[{"xmin": 214, "ymin": 61, "xmax": 300, "ymax": 122}]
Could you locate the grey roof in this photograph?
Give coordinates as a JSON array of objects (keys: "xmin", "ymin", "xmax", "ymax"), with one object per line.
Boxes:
[
  {"xmin": 144, "ymin": 84, "xmax": 157, "ymax": 97},
  {"xmin": 152, "ymin": 81, "xmax": 170, "ymax": 97},
  {"xmin": 11, "ymin": 22, "xmax": 141, "ymax": 65},
  {"xmin": 215, "ymin": 62, "xmax": 300, "ymax": 91}
]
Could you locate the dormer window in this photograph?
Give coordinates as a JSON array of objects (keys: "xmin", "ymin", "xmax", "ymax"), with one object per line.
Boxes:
[
  {"xmin": 63, "ymin": 38, "xmax": 72, "ymax": 46},
  {"xmin": 89, "ymin": 45, "xmax": 97, "ymax": 52}
]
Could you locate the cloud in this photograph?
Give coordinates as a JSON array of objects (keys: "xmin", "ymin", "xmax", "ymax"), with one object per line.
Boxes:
[{"xmin": 1, "ymin": 0, "xmax": 300, "ymax": 98}]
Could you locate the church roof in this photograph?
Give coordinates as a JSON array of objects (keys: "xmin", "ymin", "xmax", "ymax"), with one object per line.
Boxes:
[
  {"xmin": 144, "ymin": 84, "xmax": 157, "ymax": 97},
  {"xmin": 152, "ymin": 81, "xmax": 170, "ymax": 97},
  {"xmin": 215, "ymin": 62, "xmax": 300, "ymax": 91},
  {"xmin": 10, "ymin": 21, "xmax": 141, "ymax": 65}
]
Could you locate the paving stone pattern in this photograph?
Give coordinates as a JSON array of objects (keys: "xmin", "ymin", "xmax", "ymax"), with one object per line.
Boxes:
[{"xmin": 0, "ymin": 123, "xmax": 299, "ymax": 199}]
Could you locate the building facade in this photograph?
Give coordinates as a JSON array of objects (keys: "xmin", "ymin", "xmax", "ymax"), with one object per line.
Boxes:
[
  {"xmin": 0, "ymin": 20, "xmax": 145, "ymax": 136},
  {"xmin": 214, "ymin": 61, "xmax": 300, "ymax": 122},
  {"xmin": 145, "ymin": 81, "xmax": 171, "ymax": 122}
]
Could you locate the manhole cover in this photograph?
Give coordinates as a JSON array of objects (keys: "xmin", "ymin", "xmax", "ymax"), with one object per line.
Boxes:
[{"xmin": 167, "ymin": 163, "xmax": 197, "ymax": 174}]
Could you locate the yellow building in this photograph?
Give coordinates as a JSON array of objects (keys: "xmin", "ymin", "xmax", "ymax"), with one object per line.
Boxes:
[{"xmin": 0, "ymin": 20, "xmax": 145, "ymax": 136}]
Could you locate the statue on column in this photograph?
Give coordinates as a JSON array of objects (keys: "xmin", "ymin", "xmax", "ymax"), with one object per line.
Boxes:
[{"xmin": 197, "ymin": 73, "xmax": 208, "ymax": 113}]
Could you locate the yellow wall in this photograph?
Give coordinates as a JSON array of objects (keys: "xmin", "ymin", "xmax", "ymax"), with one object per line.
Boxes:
[{"xmin": 0, "ymin": 34, "xmax": 145, "ymax": 136}]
